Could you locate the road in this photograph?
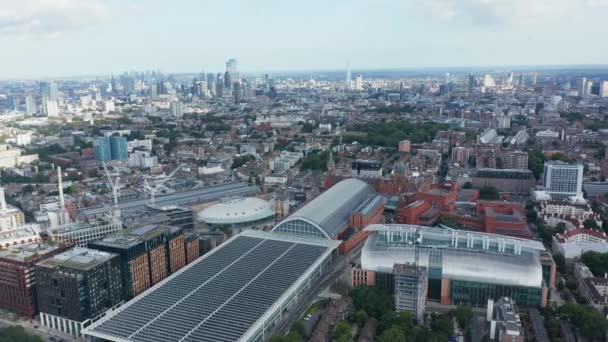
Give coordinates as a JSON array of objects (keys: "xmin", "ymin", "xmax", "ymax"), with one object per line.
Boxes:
[
  {"xmin": 82, "ymin": 182, "xmax": 259, "ymax": 215},
  {"xmin": 471, "ymin": 314, "xmax": 486, "ymax": 342}
]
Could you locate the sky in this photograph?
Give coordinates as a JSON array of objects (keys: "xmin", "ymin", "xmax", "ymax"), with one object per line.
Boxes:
[{"xmin": 1, "ymin": 0, "xmax": 607, "ymax": 79}]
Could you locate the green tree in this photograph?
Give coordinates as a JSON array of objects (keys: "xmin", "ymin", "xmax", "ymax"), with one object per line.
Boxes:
[
  {"xmin": 478, "ymin": 185, "xmax": 500, "ymax": 200},
  {"xmin": 553, "ymin": 253, "xmax": 566, "ymax": 274},
  {"xmin": 352, "ymin": 309, "xmax": 369, "ymax": 327},
  {"xmin": 528, "ymin": 149, "xmax": 545, "ymax": 179},
  {"xmin": 558, "ymin": 303, "xmax": 608, "ymax": 340},
  {"xmin": 291, "ymin": 320, "xmax": 307, "ymax": 338},
  {"xmin": 450, "ymin": 305, "xmax": 473, "ymax": 331},
  {"xmin": 584, "ymin": 219, "xmax": 600, "ymax": 229},
  {"xmin": 350, "ymin": 286, "xmax": 394, "ymax": 318},
  {"xmin": 333, "ymin": 321, "xmax": 352, "ymax": 341},
  {"xmin": 377, "ymin": 326, "xmax": 407, "ymax": 342},
  {"xmin": 581, "ymin": 251, "xmax": 608, "ymax": 276},
  {"xmin": 555, "ymin": 222, "xmax": 567, "ymax": 233}
]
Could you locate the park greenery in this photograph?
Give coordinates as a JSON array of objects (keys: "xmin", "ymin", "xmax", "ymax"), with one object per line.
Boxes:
[
  {"xmin": 343, "ymin": 120, "xmax": 449, "ymax": 147},
  {"xmin": 300, "ymin": 150, "xmax": 331, "ymax": 170},
  {"xmin": 558, "ymin": 304, "xmax": 608, "ymax": 341},
  {"xmin": 478, "ymin": 185, "xmax": 500, "ymax": 200},
  {"xmin": 581, "ymin": 251, "xmax": 608, "ymax": 277},
  {"xmin": 559, "ymin": 111, "xmax": 585, "ymax": 123},
  {"xmin": 527, "ymin": 149, "xmax": 545, "ymax": 179},
  {"xmin": 231, "ymin": 154, "xmax": 255, "ymax": 169},
  {"xmin": 350, "ymin": 286, "xmax": 455, "ymax": 341}
]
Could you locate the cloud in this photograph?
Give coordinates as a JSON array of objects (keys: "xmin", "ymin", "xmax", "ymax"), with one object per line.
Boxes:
[
  {"xmin": 417, "ymin": 0, "xmax": 606, "ymax": 27},
  {"xmin": 0, "ymin": 0, "xmax": 110, "ymax": 37}
]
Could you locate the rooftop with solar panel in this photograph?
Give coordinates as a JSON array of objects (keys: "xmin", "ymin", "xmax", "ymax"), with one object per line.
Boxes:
[{"xmin": 83, "ymin": 229, "xmax": 341, "ymax": 342}]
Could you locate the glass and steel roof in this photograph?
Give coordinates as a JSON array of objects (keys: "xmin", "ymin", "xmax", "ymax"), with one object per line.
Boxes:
[
  {"xmin": 83, "ymin": 230, "xmax": 339, "ymax": 342},
  {"xmin": 272, "ymin": 178, "xmax": 375, "ymax": 239},
  {"xmin": 361, "ymin": 224, "xmax": 546, "ymax": 288}
]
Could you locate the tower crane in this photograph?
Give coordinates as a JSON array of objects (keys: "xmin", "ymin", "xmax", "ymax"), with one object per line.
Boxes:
[
  {"xmin": 102, "ymin": 162, "xmax": 122, "ymax": 218},
  {"xmin": 143, "ymin": 163, "xmax": 185, "ymax": 204}
]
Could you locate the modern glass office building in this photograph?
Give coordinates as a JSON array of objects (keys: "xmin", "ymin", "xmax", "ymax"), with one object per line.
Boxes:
[
  {"xmin": 355, "ymin": 224, "xmax": 555, "ymax": 308},
  {"xmin": 542, "ymin": 161, "xmax": 584, "ymax": 199}
]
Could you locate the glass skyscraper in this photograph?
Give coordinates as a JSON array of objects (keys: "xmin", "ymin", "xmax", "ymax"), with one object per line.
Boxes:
[{"xmin": 94, "ymin": 136, "xmax": 128, "ymax": 161}]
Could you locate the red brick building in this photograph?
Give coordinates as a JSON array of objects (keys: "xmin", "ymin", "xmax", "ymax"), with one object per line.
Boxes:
[{"xmin": 0, "ymin": 242, "xmax": 71, "ymax": 318}]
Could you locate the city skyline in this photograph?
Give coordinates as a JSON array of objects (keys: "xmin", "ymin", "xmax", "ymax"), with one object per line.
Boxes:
[{"xmin": 1, "ymin": 0, "xmax": 608, "ymax": 79}]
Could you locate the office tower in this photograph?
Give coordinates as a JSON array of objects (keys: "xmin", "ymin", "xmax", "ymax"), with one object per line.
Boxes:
[
  {"xmin": 585, "ymin": 80, "xmax": 593, "ymax": 97},
  {"xmin": 94, "ymin": 137, "xmax": 112, "ymax": 162},
  {"xmin": 579, "ymin": 77, "xmax": 587, "ymax": 97},
  {"xmin": 157, "ymin": 80, "xmax": 166, "ymax": 95},
  {"xmin": 226, "ymin": 58, "xmax": 239, "ymax": 81},
  {"xmin": 5, "ymin": 95, "xmax": 15, "ymax": 111},
  {"xmin": 542, "ymin": 161, "xmax": 583, "ymax": 199},
  {"xmin": 519, "ymin": 73, "xmax": 525, "ymax": 87},
  {"xmin": 232, "ymin": 82, "xmax": 242, "ymax": 103},
  {"xmin": 41, "ymin": 81, "xmax": 59, "ymax": 102},
  {"xmin": 483, "ymin": 74, "xmax": 495, "ymax": 88},
  {"xmin": 150, "ymin": 84, "xmax": 158, "ymax": 98},
  {"xmin": 170, "ymin": 100, "xmax": 183, "ymax": 117},
  {"xmin": 199, "ymin": 81, "xmax": 208, "ymax": 97},
  {"xmin": 88, "ymin": 224, "xmax": 187, "ymax": 298},
  {"xmin": 215, "ymin": 73, "xmax": 224, "ymax": 97},
  {"xmin": 45, "ymin": 100, "xmax": 59, "ymax": 117},
  {"xmin": 502, "ymin": 151, "xmax": 528, "ymax": 170},
  {"xmin": 600, "ymin": 81, "xmax": 608, "ymax": 98},
  {"xmin": 393, "ymin": 263, "xmax": 427, "ymax": 323},
  {"xmin": 206, "ymin": 72, "xmax": 215, "ymax": 85},
  {"xmin": 121, "ymin": 73, "xmax": 135, "ymax": 94},
  {"xmin": 224, "ymin": 71, "xmax": 231, "ymax": 90},
  {"xmin": 355, "ymin": 75, "xmax": 363, "ymax": 91},
  {"xmin": 25, "ymin": 94, "xmax": 36, "ymax": 114},
  {"xmin": 468, "ymin": 74, "xmax": 475, "ymax": 95},
  {"xmin": 191, "ymin": 78, "xmax": 199, "ymax": 96},
  {"xmin": 110, "ymin": 136, "xmax": 128, "ymax": 160},
  {"xmin": 507, "ymin": 72, "xmax": 514, "ymax": 87},
  {"xmin": 35, "ymin": 248, "xmax": 123, "ymax": 337},
  {"xmin": 110, "ymin": 76, "xmax": 117, "ymax": 94},
  {"xmin": 0, "ymin": 242, "xmax": 70, "ymax": 318},
  {"xmin": 532, "ymin": 72, "xmax": 538, "ymax": 86},
  {"xmin": 345, "ymin": 62, "xmax": 352, "ymax": 90}
]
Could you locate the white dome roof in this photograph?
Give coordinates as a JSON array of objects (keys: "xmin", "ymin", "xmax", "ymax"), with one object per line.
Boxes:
[{"xmin": 197, "ymin": 197, "xmax": 274, "ymax": 224}]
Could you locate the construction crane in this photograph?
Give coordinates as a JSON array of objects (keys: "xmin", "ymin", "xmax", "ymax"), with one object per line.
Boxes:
[
  {"xmin": 142, "ymin": 163, "xmax": 185, "ymax": 204},
  {"xmin": 102, "ymin": 162, "xmax": 122, "ymax": 219}
]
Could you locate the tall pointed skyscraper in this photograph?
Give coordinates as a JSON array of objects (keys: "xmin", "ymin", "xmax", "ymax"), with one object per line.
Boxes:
[{"xmin": 345, "ymin": 62, "xmax": 352, "ymax": 90}]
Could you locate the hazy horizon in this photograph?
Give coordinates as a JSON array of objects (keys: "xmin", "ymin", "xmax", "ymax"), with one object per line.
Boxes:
[{"xmin": 2, "ymin": 0, "xmax": 608, "ymax": 79}]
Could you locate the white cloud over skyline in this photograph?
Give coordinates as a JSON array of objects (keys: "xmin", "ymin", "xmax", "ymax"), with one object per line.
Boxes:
[
  {"xmin": 0, "ymin": 0, "xmax": 606, "ymax": 79},
  {"xmin": 0, "ymin": 0, "xmax": 109, "ymax": 37}
]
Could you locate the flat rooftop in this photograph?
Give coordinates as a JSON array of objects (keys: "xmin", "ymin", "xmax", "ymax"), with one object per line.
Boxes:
[
  {"xmin": 91, "ymin": 224, "xmax": 179, "ymax": 249},
  {"xmin": 0, "ymin": 241, "xmax": 62, "ymax": 262},
  {"xmin": 36, "ymin": 247, "xmax": 117, "ymax": 271},
  {"xmin": 83, "ymin": 230, "xmax": 340, "ymax": 342}
]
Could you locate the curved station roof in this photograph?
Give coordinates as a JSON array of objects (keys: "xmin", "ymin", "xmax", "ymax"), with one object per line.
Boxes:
[
  {"xmin": 197, "ymin": 197, "xmax": 274, "ymax": 225},
  {"xmin": 272, "ymin": 178, "xmax": 375, "ymax": 239}
]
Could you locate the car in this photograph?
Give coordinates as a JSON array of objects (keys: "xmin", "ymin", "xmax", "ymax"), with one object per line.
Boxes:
[{"xmin": 303, "ymin": 317, "xmax": 310, "ymax": 321}]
